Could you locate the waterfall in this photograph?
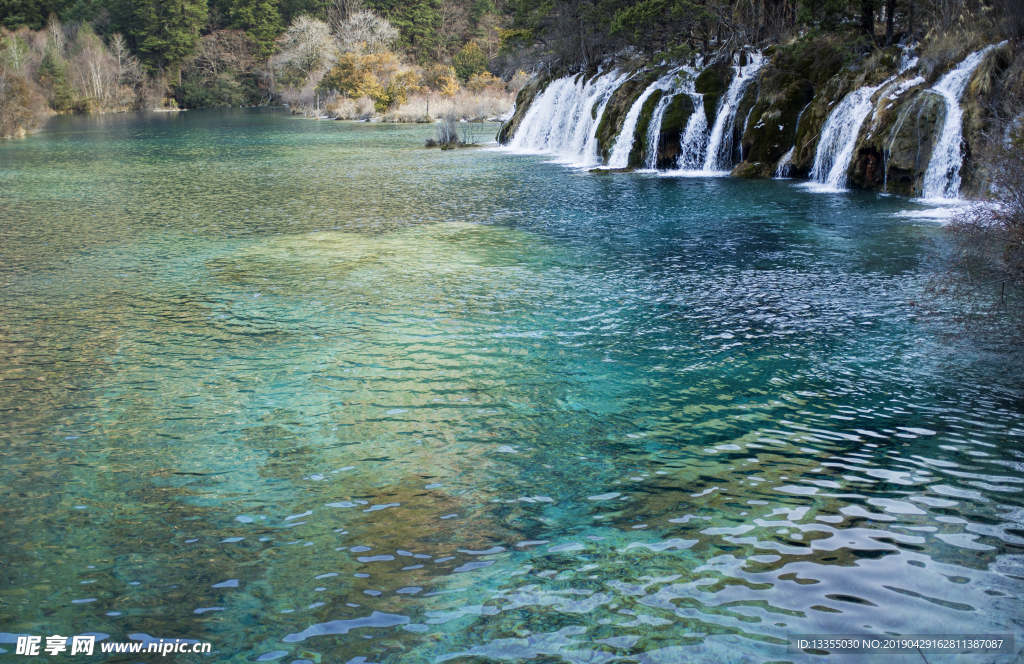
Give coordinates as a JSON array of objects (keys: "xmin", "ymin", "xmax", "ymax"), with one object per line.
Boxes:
[
  {"xmin": 673, "ymin": 53, "xmax": 764, "ymax": 174},
  {"xmin": 775, "ymin": 147, "xmax": 795, "ymax": 178},
  {"xmin": 643, "ymin": 93, "xmax": 676, "ymax": 169},
  {"xmin": 808, "ymin": 77, "xmax": 895, "ymax": 190},
  {"xmin": 506, "ymin": 70, "xmax": 628, "ymax": 166},
  {"xmin": 899, "ymin": 42, "xmax": 919, "ymax": 73},
  {"xmin": 702, "ymin": 53, "xmax": 765, "ymax": 172},
  {"xmin": 678, "ymin": 93, "xmax": 709, "ymax": 169},
  {"xmin": 920, "ymin": 44, "xmax": 1000, "ymax": 201},
  {"xmin": 606, "ymin": 72, "xmax": 678, "ymax": 169}
]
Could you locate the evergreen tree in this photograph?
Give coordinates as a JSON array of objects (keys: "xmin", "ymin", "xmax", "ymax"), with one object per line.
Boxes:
[
  {"xmin": 37, "ymin": 48, "xmax": 74, "ymax": 110},
  {"xmin": 279, "ymin": 0, "xmax": 328, "ymax": 25},
  {"xmin": 365, "ymin": 0, "xmax": 440, "ymax": 64},
  {"xmin": 227, "ymin": 0, "xmax": 282, "ymax": 59},
  {"xmin": 452, "ymin": 40, "xmax": 486, "ymax": 80},
  {"xmin": 0, "ymin": 0, "xmax": 70, "ymax": 29},
  {"xmin": 132, "ymin": 0, "xmax": 208, "ymax": 70}
]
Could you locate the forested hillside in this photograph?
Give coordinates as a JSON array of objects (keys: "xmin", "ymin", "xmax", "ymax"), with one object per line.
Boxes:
[
  {"xmin": 498, "ymin": 0, "xmax": 1021, "ymax": 71},
  {"xmin": 1, "ymin": 0, "xmax": 1021, "ymax": 139},
  {"xmin": 0, "ymin": 0, "xmax": 516, "ymax": 136},
  {"xmin": 0, "ymin": 0, "xmax": 503, "ymax": 66}
]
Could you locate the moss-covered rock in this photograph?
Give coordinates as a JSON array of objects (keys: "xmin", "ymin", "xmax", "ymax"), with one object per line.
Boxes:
[
  {"xmin": 496, "ymin": 73, "xmax": 552, "ymax": 144},
  {"xmin": 733, "ymin": 78, "xmax": 760, "ymax": 151},
  {"xmin": 789, "ymin": 74, "xmax": 858, "ymax": 176},
  {"xmin": 958, "ymin": 42, "xmax": 1013, "ymax": 196},
  {"xmin": 727, "ymin": 37, "xmax": 847, "ymax": 179},
  {"xmin": 595, "ymin": 69, "xmax": 664, "ymax": 163},
  {"xmin": 694, "ymin": 64, "xmax": 733, "ymax": 126},
  {"xmin": 654, "ymin": 93, "xmax": 695, "ymax": 169},
  {"xmin": 768, "ymin": 37, "xmax": 847, "ymax": 88},
  {"xmin": 731, "ymin": 161, "xmax": 771, "ymax": 178},
  {"xmin": 627, "ymin": 89, "xmax": 664, "ymax": 168},
  {"xmin": 738, "ymin": 72, "xmax": 814, "ymax": 173}
]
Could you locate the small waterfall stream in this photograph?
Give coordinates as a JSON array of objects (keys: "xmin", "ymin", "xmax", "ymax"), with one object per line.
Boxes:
[
  {"xmin": 643, "ymin": 93, "xmax": 676, "ymax": 169},
  {"xmin": 501, "ymin": 43, "xmax": 1003, "ymax": 194},
  {"xmin": 775, "ymin": 147, "xmax": 795, "ymax": 178},
  {"xmin": 672, "ymin": 53, "xmax": 764, "ymax": 174},
  {"xmin": 808, "ymin": 77, "xmax": 896, "ymax": 190},
  {"xmin": 606, "ymin": 72, "xmax": 678, "ymax": 169},
  {"xmin": 678, "ymin": 93, "xmax": 709, "ymax": 169},
  {"xmin": 507, "ymin": 70, "xmax": 628, "ymax": 165},
  {"xmin": 703, "ymin": 54, "xmax": 765, "ymax": 172},
  {"xmin": 920, "ymin": 44, "xmax": 1000, "ymax": 201}
]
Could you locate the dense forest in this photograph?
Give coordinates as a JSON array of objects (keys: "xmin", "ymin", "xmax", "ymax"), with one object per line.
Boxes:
[
  {"xmin": 0, "ymin": 0, "xmax": 519, "ymax": 135},
  {"xmin": 2, "ymin": 0, "xmax": 1020, "ymax": 135}
]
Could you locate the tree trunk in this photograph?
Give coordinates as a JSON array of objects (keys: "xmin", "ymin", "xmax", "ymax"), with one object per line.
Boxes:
[
  {"xmin": 884, "ymin": 0, "xmax": 896, "ymax": 44},
  {"xmin": 861, "ymin": 0, "xmax": 875, "ymax": 39},
  {"xmin": 880, "ymin": 0, "xmax": 897, "ymax": 43}
]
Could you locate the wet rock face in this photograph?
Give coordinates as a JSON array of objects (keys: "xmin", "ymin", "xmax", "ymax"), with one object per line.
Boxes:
[
  {"xmin": 655, "ymin": 94, "xmax": 695, "ymax": 169},
  {"xmin": 740, "ymin": 72, "xmax": 815, "ymax": 173},
  {"xmin": 790, "ymin": 75, "xmax": 858, "ymax": 176},
  {"xmin": 628, "ymin": 89, "xmax": 664, "ymax": 168},
  {"xmin": 730, "ymin": 39, "xmax": 846, "ymax": 178},
  {"xmin": 844, "ymin": 88, "xmax": 943, "ymax": 195},
  {"xmin": 694, "ymin": 64, "xmax": 734, "ymax": 127},
  {"xmin": 497, "ymin": 74, "xmax": 552, "ymax": 144},
  {"xmin": 883, "ymin": 92, "xmax": 944, "ymax": 195},
  {"xmin": 842, "ymin": 77, "xmax": 932, "ymax": 193},
  {"xmin": 595, "ymin": 68, "xmax": 669, "ymax": 163}
]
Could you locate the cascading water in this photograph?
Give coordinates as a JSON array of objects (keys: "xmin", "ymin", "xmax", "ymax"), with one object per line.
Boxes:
[
  {"xmin": 808, "ymin": 77, "xmax": 896, "ymax": 190},
  {"xmin": 772, "ymin": 102, "xmax": 811, "ymax": 179},
  {"xmin": 672, "ymin": 52, "xmax": 764, "ymax": 174},
  {"xmin": 920, "ymin": 44, "xmax": 1000, "ymax": 201},
  {"xmin": 899, "ymin": 42, "xmax": 919, "ymax": 73},
  {"xmin": 643, "ymin": 93, "xmax": 676, "ymax": 169},
  {"xmin": 775, "ymin": 147, "xmax": 795, "ymax": 178},
  {"xmin": 702, "ymin": 53, "xmax": 765, "ymax": 172},
  {"xmin": 678, "ymin": 93, "xmax": 708, "ymax": 169},
  {"xmin": 606, "ymin": 72, "xmax": 678, "ymax": 169},
  {"xmin": 506, "ymin": 70, "xmax": 628, "ymax": 166}
]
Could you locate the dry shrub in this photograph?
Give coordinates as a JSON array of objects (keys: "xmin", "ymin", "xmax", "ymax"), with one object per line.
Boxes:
[
  {"xmin": 381, "ymin": 86, "xmax": 513, "ymax": 122},
  {"xmin": 919, "ymin": 21, "xmax": 993, "ymax": 81},
  {"xmin": 506, "ymin": 69, "xmax": 530, "ymax": 93},
  {"xmin": 0, "ymin": 71, "xmax": 50, "ymax": 137},
  {"xmin": 967, "ymin": 41, "xmax": 1012, "ymax": 97},
  {"xmin": 381, "ymin": 93, "xmax": 429, "ymax": 121},
  {"xmin": 465, "ymin": 71, "xmax": 501, "ymax": 93},
  {"xmin": 329, "ymin": 95, "xmax": 374, "ymax": 118}
]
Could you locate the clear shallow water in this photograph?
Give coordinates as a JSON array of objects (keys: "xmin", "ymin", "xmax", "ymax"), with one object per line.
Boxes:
[{"xmin": 1, "ymin": 109, "xmax": 1022, "ymax": 664}]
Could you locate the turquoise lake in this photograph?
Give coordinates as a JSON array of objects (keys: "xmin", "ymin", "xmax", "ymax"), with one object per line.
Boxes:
[{"xmin": 0, "ymin": 109, "xmax": 1022, "ymax": 663}]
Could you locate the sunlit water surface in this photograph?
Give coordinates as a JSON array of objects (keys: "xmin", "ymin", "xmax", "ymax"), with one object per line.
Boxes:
[{"xmin": 1, "ymin": 109, "xmax": 1022, "ymax": 663}]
